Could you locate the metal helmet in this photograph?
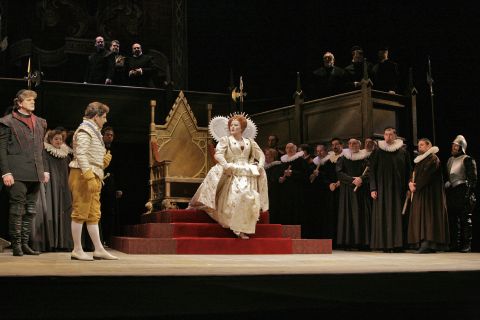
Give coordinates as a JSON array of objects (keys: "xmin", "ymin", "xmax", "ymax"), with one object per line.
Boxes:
[{"xmin": 452, "ymin": 135, "xmax": 467, "ymax": 153}]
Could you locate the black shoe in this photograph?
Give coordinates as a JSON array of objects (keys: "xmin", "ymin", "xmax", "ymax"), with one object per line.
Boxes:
[
  {"xmin": 12, "ymin": 244, "xmax": 23, "ymax": 256},
  {"xmin": 393, "ymin": 248, "xmax": 405, "ymax": 253},
  {"xmin": 21, "ymin": 244, "xmax": 40, "ymax": 255},
  {"xmin": 459, "ymin": 246, "xmax": 471, "ymax": 253},
  {"xmin": 416, "ymin": 247, "xmax": 436, "ymax": 254}
]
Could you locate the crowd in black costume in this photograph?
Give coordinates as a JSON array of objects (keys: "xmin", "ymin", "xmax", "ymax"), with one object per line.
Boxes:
[
  {"xmin": 263, "ymin": 131, "xmax": 477, "ymax": 253},
  {"xmin": 309, "ymin": 46, "xmax": 400, "ymax": 99}
]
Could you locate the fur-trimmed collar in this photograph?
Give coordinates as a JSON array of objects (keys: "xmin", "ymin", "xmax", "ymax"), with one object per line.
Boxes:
[
  {"xmin": 343, "ymin": 149, "xmax": 371, "ymax": 161},
  {"xmin": 414, "ymin": 146, "xmax": 439, "ymax": 163},
  {"xmin": 281, "ymin": 151, "xmax": 304, "ymax": 163},
  {"xmin": 378, "ymin": 139, "xmax": 404, "ymax": 152},
  {"xmin": 44, "ymin": 142, "xmax": 70, "ymax": 158},
  {"xmin": 264, "ymin": 160, "xmax": 282, "ymax": 169}
]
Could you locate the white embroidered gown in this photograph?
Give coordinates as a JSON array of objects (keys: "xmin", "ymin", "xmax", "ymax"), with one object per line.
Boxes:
[{"xmin": 189, "ymin": 135, "xmax": 269, "ymax": 234}]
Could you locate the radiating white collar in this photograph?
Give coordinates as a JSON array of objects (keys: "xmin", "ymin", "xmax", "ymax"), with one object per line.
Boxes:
[
  {"xmin": 281, "ymin": 151, "xmax": 304, "ymax": 163},
  {"xmin": 343, "ymin": 149, "xmax": 370, "ymax": 161},
  {"xmin": 414, "ymin": 146, "xmax": 439, "ymax": 163},
  {"xmin": 378, "ymin": 139, "xmax": 404, "ymax": 152},
  {"xmin": 44, "ymin": 142, "xmax": 70, "ymax": 158}
]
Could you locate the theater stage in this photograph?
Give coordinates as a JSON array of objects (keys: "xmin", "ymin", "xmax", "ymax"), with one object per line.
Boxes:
[{"xmin": 1, "ymin": 250, "xmax": 480, "ymax": 320}]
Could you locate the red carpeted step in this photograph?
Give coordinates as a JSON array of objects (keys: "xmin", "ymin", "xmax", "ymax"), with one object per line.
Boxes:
[
  {"xmin": 176, "ymin": 237, "xmax": 292, "ymax": 254},
  {"xmin": 141, "ymin": 209, "xmax": 270, "ymax": 224},
  {"xmin": 292, "ymin": 239, "xmax": 332, "ymax": 254},
  {"xmin": 111, "ymin": 236, "xmax": 293, "ymax": 254},
  {"xmin": 124, "ymin": 223, "xmax": 283, "ymax": 238}
]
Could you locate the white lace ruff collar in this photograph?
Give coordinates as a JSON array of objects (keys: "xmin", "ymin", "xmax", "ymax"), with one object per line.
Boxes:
[
  {"xmin": 414, "ymin": 146, "xmax": 439, "ymax": 163},
  {"xmin": 378, "ymin": 139, "xmax": 404, "ymax": 152},
  {"xmin": 44, "ymin": 142, "xmax": 70, "ymax": 158},
  {"xmin": 264, "ymin": 160, "xmax": 282, "ymax": 169},
  {"xmin": 325, "ymin": 150, "xmax": 344, "ymax": 164},
  {"xmin": 313, "ymin": 154, "xmax": 330, "ymax": 166},
  {"xmin": 343, "ymin": 149, "xmax": 371, "ymax": 161},
  {"xmin": 281, "ymin": 151, "xmax": 304, "ymax": 163}
]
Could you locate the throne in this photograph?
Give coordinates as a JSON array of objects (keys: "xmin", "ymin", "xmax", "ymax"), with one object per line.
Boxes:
[{"xmin": 147, "ymin": 91, "xmax": 213, "ymax": 212}]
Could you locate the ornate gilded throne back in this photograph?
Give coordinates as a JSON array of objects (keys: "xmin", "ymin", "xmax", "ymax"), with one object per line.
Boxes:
[{"xmin": 148, "ymin": 91, "xmax": 212, "ymax": 211}]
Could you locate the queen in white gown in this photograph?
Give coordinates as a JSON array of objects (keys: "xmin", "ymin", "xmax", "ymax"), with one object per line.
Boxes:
[{"xmin": 189, "ymin": 114, "xmax": 269, "ymax": 239}]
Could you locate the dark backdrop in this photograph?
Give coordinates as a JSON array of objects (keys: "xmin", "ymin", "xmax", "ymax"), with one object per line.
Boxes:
[{"xmin": 187, "ymin": 1, "xmax": 480, "ymax": 249}]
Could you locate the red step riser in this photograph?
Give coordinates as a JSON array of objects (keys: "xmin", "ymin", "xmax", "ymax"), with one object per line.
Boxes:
[
  {"xmin": 112, "ymin": 237, "xmax": 293, "ymax": 254},
  {"xmin": 124, "ymin": 223, "xmax": 283, "ymax": 238},
  {"xmin": 112, "ymin": 236, "xmax": 331, "ymax": 254},
  {"xmin": 141, "ymin": 210, "xmax": 270, "ymax": 224}
]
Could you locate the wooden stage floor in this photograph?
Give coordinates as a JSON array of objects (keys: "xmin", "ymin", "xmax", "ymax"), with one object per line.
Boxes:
[
  {"xmin": 1, "ymin": 249, "xmax": 479, "ymax": 276},
  {"xmin": 2, "ymin": 250, "xmax": 480, "ymax": 320}
]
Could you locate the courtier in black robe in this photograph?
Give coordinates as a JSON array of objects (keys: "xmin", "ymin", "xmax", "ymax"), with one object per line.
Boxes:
[
  {"xmin": 127, "ymin": 53, "xmax": 159, "ymax": 88},
  {"xmin": 311, "ymin": 65, "xmax": 347, "ymax": 98},
  {"xmin": 321, "ymin": 151, "xmax": 343, "ymax": 243},
  {"xmin": 372, "ymin": 59, "xmax": 400, "ymax": 93},
  {"xmin": 33, "ymin": 143, "xmax": 73, "ymax": 251},
  {"xmin": 336, "ymin": 149, "xmax": 371, "ymax": 249},
  {"xmin": 408, "ymin": 146, "xmax": 449, "ymax": 252},
  {"xmin": 303, "ymin": 155, "xmax": 330, "ymax": 238},
  {"xmin": 277, "ymin": 151, "xmax": 308, "ymax": 225},
  {"xmin": 344, "ymin": 61, "xmax": 373, "ymax": 91},
  {"xmin": 369, "ymin": 139, "xmax": 411, "ymax": 251},
  {"xmin": 265, "ymin": 160, "xmax": 283, "ymax": 224},
  {"xmin": 84, "ymin": 48, "xmax": 112, "ymax": 84}
]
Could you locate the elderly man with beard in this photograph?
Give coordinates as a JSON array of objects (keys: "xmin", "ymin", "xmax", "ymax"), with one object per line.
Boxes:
[
  {"xmin": 369, "ymin": 127, "xmax": 411, "ymax": 252},
  {"xmin": 127, "ymin": 43, "xmax": 158, "ymax": 88},
  {"xmin": 445, "ymin": 135, "xmax": 477, "ymax": 252},
  {"xmin": 408, "ymin": 138, "xmax": 449, "ymax": 253},
  {"xmin": 336, "ymin": 139, "xmax": 371, "ymax": 250}
]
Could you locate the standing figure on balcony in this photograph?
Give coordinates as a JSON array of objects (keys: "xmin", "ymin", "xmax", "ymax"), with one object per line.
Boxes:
[{"xmin": 189, "ymin": 114, "xmax": 268, "ymax": 239}]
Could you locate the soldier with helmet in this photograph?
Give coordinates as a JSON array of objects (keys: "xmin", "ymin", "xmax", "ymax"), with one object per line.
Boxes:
[{"xmin": 445, "ymin": 135, "xmax": 477, "ymax": 252}]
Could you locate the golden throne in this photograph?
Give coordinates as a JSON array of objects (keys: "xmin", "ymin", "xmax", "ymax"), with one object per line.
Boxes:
[{"xmin": 147, "ymin": 91, "xmax": 213, "ymax": 212}]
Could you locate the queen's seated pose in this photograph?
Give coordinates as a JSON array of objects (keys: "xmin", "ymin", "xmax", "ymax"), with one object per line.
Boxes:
[{"xmin": 189, "ymin": 114, "xmax": 268, "ymax": 239}]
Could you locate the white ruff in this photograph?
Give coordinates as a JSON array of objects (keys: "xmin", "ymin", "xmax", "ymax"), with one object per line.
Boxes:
[
  {"xmin": 414, "ymin": 146, "xmax": 439, "ymax": 163},
  {"xmin": 281, "ymin": 151, "xmax": 304, "ymax": 163},
  {"xmin": 378, "ymin": 139, "xmax": 404, "ymax": 152},
  {"xmin": 343, "ymin": 149, "xmax": 370, "ymax": 161},
  {"xmin": 313, "ymin": 154, "xmax": 330, "ymax": 166},
  {"xmin": 326, "ymin": 150, "xmax": 344, "ymax": 164},
  {"xmin": 44, "ymin": 142, "xmax": 70, "ymax": 158},
  {"xmin": 264, "ymin": 160, "xmax": 282, "ymax": 169}
]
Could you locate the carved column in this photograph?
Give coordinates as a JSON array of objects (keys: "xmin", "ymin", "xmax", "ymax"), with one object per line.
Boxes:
[{"xmin": 171, "ymin": 0, "xmax": 187, "ymax": 89}]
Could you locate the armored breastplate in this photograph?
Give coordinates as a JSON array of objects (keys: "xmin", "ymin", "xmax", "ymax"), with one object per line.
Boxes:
[{"xmin": 448, "ymin": 155, "xmax": 467, "ymax": 186}]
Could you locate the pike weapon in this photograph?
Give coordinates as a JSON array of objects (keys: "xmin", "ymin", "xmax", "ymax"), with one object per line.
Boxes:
[
  {"xmin": 402, "ymin": 171, "xmax": 415, "ymax": 215},
  {"xmin": 402, "ymin": 190, "xmax": 411, "ymax": 215}
]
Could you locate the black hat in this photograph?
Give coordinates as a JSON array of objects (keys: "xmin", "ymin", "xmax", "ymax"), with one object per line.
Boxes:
[
  {"xmin": 351, "ymin": 45, "xmax": 363, "ymax": 52},
  {"xmin": 378, "ymin": 45, "xmax": 389, "ymax": 51}
]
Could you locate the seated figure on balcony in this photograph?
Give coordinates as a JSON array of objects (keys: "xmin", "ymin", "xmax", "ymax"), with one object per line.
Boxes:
[{"xmin": 189, "ymin": 114, "xmax": 268, "ymax": 239}]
